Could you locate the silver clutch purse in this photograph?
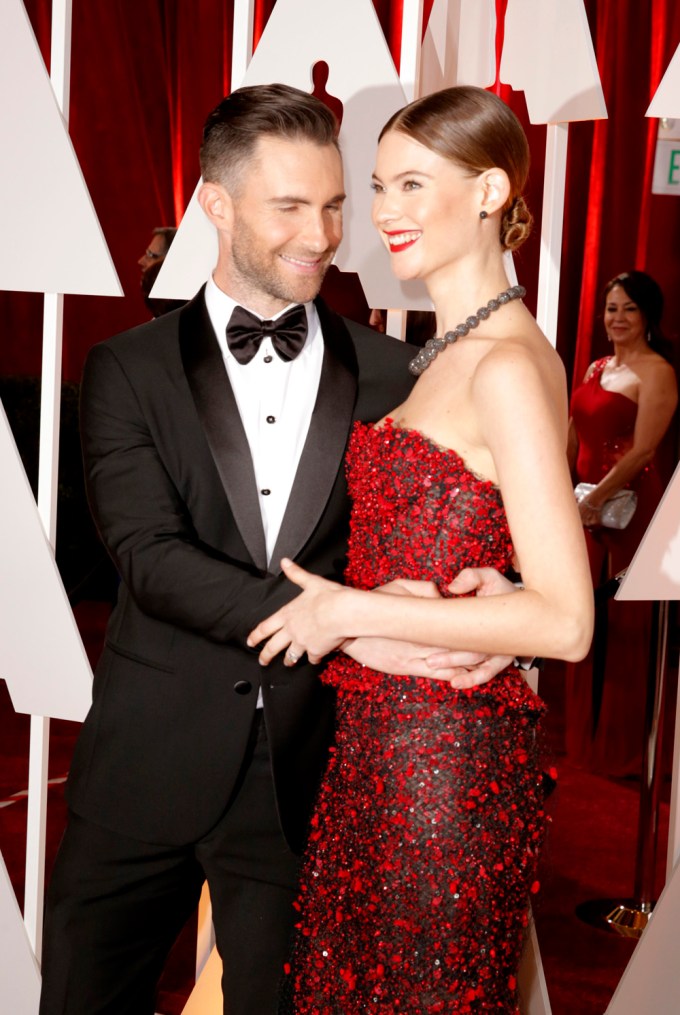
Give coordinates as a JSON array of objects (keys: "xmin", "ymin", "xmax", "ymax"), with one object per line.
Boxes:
[{"xmin": 574, "ymin": 482, "xmax": 638, "ymax": 529}]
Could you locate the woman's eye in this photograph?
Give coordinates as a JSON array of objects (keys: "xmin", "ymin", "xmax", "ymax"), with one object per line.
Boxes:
[
  {"xmin": 370, "ymin": 182, "xmax": 383, "ymax": 193},
  {"xmin": 403, "ymin": 180, "xmax": 421, "ymax": 191}
]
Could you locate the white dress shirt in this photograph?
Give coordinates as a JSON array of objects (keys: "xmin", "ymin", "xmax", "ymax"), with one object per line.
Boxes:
[{"xmin": 204, "ymin": 275, "xmax": 324, "ymax": 567}]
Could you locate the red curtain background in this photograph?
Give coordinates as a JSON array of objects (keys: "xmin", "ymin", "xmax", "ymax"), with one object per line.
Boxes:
[{"xmin": 1, "ymin": 0, "xmax": 679, "ymax": 386}]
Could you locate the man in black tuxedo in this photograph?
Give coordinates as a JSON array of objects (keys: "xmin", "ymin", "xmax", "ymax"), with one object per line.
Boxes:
[{"xmin": 39, "ymin": 84, "xmax": 510, "ymax": 1015}]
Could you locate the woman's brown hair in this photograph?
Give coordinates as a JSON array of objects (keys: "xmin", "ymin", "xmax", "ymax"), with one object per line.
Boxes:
[{"xmin": 380, "ymin": 86, "xmax": 532, "ymax": 252}]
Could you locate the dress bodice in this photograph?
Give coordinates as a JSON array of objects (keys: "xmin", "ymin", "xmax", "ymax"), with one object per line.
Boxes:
[
  {"xmin": 321, "ymin": 419, "xmax": 536, "ymax": 705},
  {"xmin": 344, "ymin": 418, "xmax": 514, "ymax": 593},
  {"xmin": 570, "ymin": 358, "xmax": 639, "ymax": 482}
]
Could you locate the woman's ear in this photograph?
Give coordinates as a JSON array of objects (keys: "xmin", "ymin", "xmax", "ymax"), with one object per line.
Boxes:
[
  {"xmin": 198, "ymin": 181, "xmax": 233, "ymax": 231},
  {"xmin": 479, "ymin": 168, "xmax": 511, "ymax": 217}
]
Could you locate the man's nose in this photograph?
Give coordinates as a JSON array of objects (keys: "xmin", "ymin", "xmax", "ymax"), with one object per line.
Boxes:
[{"xmin": 302, "ymin": 212, "xmax": 336, "ymax": 252}]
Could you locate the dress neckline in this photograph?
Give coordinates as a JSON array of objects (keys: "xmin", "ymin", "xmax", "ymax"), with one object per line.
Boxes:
[
  {"xmin": 367, "ymin": 417, "xmax": 501, "ymax": 492},
  {"xmin": 596, "ymin": 358, "xmax": 639, "ymax": 407}
]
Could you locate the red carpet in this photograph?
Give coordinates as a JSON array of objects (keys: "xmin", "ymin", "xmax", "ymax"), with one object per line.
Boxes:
[{"xmin": 0, "ymin": 609, "xmax": 671, "ymax": 1014}]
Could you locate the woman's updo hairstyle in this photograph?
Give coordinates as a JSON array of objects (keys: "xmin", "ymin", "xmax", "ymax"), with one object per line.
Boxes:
[{"xmin": 379, "ymin": 85, "xmax": 533, "ymax": 252}]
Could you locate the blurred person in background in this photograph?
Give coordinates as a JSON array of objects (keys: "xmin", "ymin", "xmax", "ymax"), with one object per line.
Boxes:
[{"xmin": 138, "ymin": 225, "xmax": 185, "ymax": 317}]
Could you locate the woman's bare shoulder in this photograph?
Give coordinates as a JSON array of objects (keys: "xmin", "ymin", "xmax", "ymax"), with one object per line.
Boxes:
[
  {"xmin": 632, "ymin": 354, "xmax": 677, "ymax": 401},
  {"xmin": 637, "ymin": 350, "xmax": 676, "ymax": 378},
  {"xmin": 474, "ymin": 323, "xmax": 566, "ymax": 394}
]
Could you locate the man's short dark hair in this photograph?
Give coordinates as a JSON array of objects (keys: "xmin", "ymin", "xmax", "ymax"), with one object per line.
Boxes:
[{"xmin": 200, "ymin": 83, "xmax": 340, "ymax": 190}]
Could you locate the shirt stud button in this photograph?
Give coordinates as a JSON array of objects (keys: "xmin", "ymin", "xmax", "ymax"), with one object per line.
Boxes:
[
  {"xmin": 263, "ymin": 355, "xmax": 273, "ymax": 363},
  {"xmin": 261, "ymin": 488, "xmax": 271, "ymax": 496},
  {"xmin": 266, "ymin": 415, "xmax": 276, "ymax": 424}
]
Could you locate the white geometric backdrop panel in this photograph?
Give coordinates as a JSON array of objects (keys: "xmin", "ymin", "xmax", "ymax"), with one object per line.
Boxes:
[
  {"xmin": 0, "ymin": 854, "xmax": 41, "ymax": 1014},
  {"xmin": 501, "ymin": 0, "xmax": 606, "ymax": 123},
  {"xmin": 0, "ymin": 0, "xmax": 121, "ymax": 296},
  {"xmin": 421, "ymin": 0, "xmax": 496, "ymax": 95},
  {"xmin": 0, "ymin": 401, "xmax": 92, "ymax": 721},
  {"xmin": 152, "ymin": 0, "xmax": 434, "ymax": 310}
]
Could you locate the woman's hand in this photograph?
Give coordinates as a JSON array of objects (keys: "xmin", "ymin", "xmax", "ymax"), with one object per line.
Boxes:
[
  {"xmin": 430, "ymin": 567, "xmax": 516, "ymax": 687},
  {"xmin": 447, "ymin": 566, "xmax": 517, "ymax": 598},
  {"xmin": 577, "ymin": 497, "xmax": 603, "ymax": 528},
  {"xmin": 247, "ymin": 558, "xmax": 350, "ymax": 666}
]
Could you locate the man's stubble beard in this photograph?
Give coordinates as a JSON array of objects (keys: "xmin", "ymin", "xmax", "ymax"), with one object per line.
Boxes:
[{"xmin": 230, "ymin": 219, "xmax": 334, "ymax": 309}]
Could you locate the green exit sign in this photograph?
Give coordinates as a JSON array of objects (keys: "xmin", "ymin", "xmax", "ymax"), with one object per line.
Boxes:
[{"xmin": 653, "ymin": 139, "xmax": 680, "ymax": 194}]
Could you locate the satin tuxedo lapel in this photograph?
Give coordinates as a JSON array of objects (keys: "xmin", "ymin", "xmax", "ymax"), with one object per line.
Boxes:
[
  {"xmin": 179, "ymin": 288, "xmax": 268, "ymax": 572},
  {"xmin": 269, "ymin": 299, "xmax": 358, "ymax": 575}
]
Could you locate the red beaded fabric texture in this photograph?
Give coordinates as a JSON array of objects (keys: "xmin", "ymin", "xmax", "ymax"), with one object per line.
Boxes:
[{"xmin": 281, "ymin": 420, "xmax": 547, "ymax": 1013}]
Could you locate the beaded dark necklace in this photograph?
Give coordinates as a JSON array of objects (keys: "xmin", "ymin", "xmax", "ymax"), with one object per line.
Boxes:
[{"xmin": 408, "ymin": 284, "xmax": 526, "ymax": 376}]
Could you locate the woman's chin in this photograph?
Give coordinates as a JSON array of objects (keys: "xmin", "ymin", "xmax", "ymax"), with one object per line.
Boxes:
[{"xmin": 389, "ymin": 259, "xmax": 421, "ymax": 283}]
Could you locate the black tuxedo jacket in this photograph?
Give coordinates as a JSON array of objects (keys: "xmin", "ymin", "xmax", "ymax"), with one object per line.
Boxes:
[{"xmin": 67, "ymin": 289, "xmax": 415, "ymax": 850}]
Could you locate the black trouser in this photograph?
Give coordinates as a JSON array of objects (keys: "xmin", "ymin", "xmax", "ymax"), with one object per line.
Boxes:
[{"xmin": 39, "ymin": 713, "xmax": 301, "ymax": 1015}]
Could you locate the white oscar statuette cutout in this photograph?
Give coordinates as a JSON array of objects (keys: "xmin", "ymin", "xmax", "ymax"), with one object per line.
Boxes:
[
  {"xmin": 605, "ymin": 859, "xmax": 680, "ymax": 1015},
  {"xmin": 421, "ymin": 0, "xmax": 496, "ymax": 94},
  {"xmin": 419, "ymin": 2, "xmax": 521, "ymax": 338},
  {"xmin": 384, "ymin": 0, "xmax": 428, "ymax": 340},
  {"xmin": 648, "ymin": 43, "xmax": 680, "ymax": 197},
  {"xmin": 153, "ymin": 0, "xmax": 437, "ymax": 312},
  {"xmin": 0, "ymin": 0, "xmax": 121, "ymax": 296},
  {"xmin": 0, "ymin": 401, "xmax": 92, "ymax": 722},
  {"xmin": 618, "ymin": 461, "xmax": 680, "ymax": 603},
  {"xmin": 0, "ymin": 854, "xmax": 41, "ymax": 1015},
  {"xmin": 501, "ymin": 0, "xmax": 606, "ymax": 347},
  {"xmin": 501, "ymin": 0, "xmax": 605, "ymax": 123},
  {"xmin": 647, "ymin": 42, "xmax": 680, "ymax": 120}
]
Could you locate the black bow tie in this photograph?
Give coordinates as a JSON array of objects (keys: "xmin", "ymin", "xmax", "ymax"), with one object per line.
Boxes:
[{"xmin": 226, "ymin": 304, "xmax": 308, "ymax": 365}]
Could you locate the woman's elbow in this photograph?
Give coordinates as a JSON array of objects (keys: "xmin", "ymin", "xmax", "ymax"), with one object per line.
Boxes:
[
  {"xmin": 632, "ymin": 447, "xmax": 656, "ymax": 472},
  {"xmin": 553, "ymin": 604, "xmax": 594, "ymax": 663}
]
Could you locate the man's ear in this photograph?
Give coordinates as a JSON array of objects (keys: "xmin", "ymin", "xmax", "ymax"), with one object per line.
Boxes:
[
  {"xmin": 478, "ymin": 168, "xmax": 511, "ymax": 217},
  {"xmin": 198, "ymin": 181, "xmax": 233, "ymax": 231}
]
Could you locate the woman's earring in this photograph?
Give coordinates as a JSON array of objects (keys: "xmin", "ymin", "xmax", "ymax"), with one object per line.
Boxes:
[{"xmin": 479, "ymin": 210, "xmax": 488, "ymax": 220}]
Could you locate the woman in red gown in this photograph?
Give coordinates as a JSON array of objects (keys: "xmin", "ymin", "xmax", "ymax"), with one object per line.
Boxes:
[
  {"xmin": 566, "ymin": 272, "xmax": 677, "ymax": 776},
  {"xmin": 251, "ymin": 87, "xmax": 593, "ymax": 1012}
]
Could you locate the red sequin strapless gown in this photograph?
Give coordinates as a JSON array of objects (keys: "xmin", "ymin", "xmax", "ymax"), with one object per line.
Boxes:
[
  {"xmin": 281, "ymin": 420, "xmax": 547, "ymax": 1014},
  {"xmin": 566, "ymin": 358, "xmax": 665, "ymax": 775}
]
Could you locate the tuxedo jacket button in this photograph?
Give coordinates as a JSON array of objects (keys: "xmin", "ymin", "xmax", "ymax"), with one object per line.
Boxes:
[{"xmin": 233, "ymin": 680, "xmax": 252, "ymax": 695}]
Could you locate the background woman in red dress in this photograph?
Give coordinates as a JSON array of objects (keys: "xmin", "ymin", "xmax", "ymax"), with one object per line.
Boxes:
[{"xmin": 566, "ymin": 271, "xmax": 677, "ymax": 776}]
